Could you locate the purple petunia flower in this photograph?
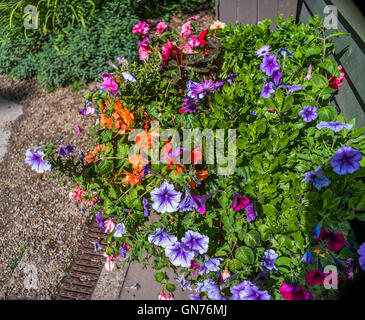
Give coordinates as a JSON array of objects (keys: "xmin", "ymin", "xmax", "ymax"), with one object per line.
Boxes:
[
  {"xmin": 96, "ymin": 213, "xmax": 105, "ymax": 230},
  {"xmin": 261, "ymin": 249, "xmax": 278, "ymax": 271},
  {"xmin": 329, "ymin": 146, "xmax": 362, "ymax": 175},
  {"xmin": 277, "ymin": 47, "xmax": 294, "ymax": 60},
  {"xmin": 120, "ymin": 246, "xmax": 126, "ymax": 259},
  {"xmin": 143, "ymin": 197, "xmax": 149, "ymax": 217},
  {"xmin": 299, "ymin": 105, "xmax": 318, "ymax": 123},
  {"xmin": 199, "ymin": 257, "xmax": 223, "ymax": 275},
  {"xmin": 178, "ymin": 187, "xmax": 199, "ymax": 212},
  {"xmin": 78, "ymin": 107, "xmax": 88, "ymax": 116},
  {"xmin": 174, "ymin": 274, "xmax": 192, "ymax": 291},
  {"xmin": 90, "ymin": 240, "xmax": 102, "ymax": 252},
  {"xmin": 189, "ymin": 294, "xmax": 201, "ymax": 300},
  {"xmin": 180, "ymin": 96, "xmax": 200, "ymax": 113},
  {"xmin": 191, "ymin": 193, "xmax": 214, "ymax": 215},
  {"xmin": 165, "ymin": 242, "xmax": 195, "ymax": 267},
  {"xmin": 302, "ymin": 166, "xmax": 331, "ymax": 190},
  {"xmin": 148, "ymin": 228, "xmax": 177, "ymax": 248},
  {"xmin": 196, "ymin": 279, "xmax": 224, "ymax": 300},
  {"xmin": 150, "ymin": 181, "xmax": 182, "ymax": 213},
  {"xmin": 181, "ymin": 230, "xmax": 209, "ymax": 255},
  {"xmin": 358, "ymin": 243, "xmax": 365, "ymax": 271},
  {"xmin": 122, "ymin": 72, "xmax": 141, "ymax": 86},
  {"xmin": 222, "ymin": 73, "xmax": 238, "ymax": 86},
  {"xmin": 191, "ymin": 80, "xmax": 215, "ymax": 99},
  {"xmin": 25, "ymin": 148, "xmax": 52, "ymax": 173},
  {"xmin": 260, "ymin": 82, "xmax": 276, "ymax": 99},
  {"xmin": 301, "ymin": 251, "xmax": 315, "ymax": 264},
  {"xmin": 344, "ymin": 258, "xmax": 357, "ymax": 280},
  {"xmin": 316, "ymin": 121, "xmax": 353, "ymax": 133},
  {"xmin": 59, "ymin": 145, "xmax": 75, "ymax": 158},
  {"xmin": 140, "ymin": 163, "xmax": 158, "ymax": 180},
  {"xmin": 230, "ymin": 280, "xmax": 271, "ymax": 300},
  {"xmin": 278, "ymin": 84, "xmax": 304, "ymax": 94},
  {"xmin": 250, "ymin": 110, "xmax": 257, "ymax": 116},
  {"xmin": 245, "ymin": 202, "xmax": 258, "ymax": 222},
  {"xmin": 260, "ymin": 54, "xmax": 281, "ymax": 77},
  {"xmin": 255, "ymin": 45, "xmax": 272, "ymax": 57},
  {"xmin": 113, "ymin": 223, "xmax": 126, "ymax": 237},
  {"xmin": 272, "ymin": 70, "xmax": 282, "ymax": 86}
]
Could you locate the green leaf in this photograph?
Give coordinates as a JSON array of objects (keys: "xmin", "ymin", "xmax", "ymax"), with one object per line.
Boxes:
[
  {"xmin": 318, "ymin": 105, "xmax": 338, "ymax": 121},
  {"xmin": 243, "ymin": 230, "xmax": 261, "ymax": 247},
  {"xmin": 304, "ymin": 47, "xmax": 321, "ymax": 57},
  {"xmin": 228, "ymin": 259, "xmax": 243, "ymax": 272},
  {"xmin": 166, "ymin": 283, "xmax": 176, "ymax": 293},
  {"xmin": 155, "ymin": 272, "xmax": 166, "ymax": 283},
  {"xmin": 326, "ymin": 31, "xmax": 350, "ymax": 39},
  {"xmin": 235, "ymin": 246, "xmax": 255, "ymax": 264},
  {"xmin": 258, "ymin": 225, "xmax": 271, "ymax": 241},
  {"xmin": 275, "ymin": 256, "xmax": 292, "ymax": 266}
]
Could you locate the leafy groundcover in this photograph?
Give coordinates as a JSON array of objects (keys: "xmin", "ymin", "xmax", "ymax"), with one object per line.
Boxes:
[{"xmin": 26, "ymin": 15, "xmax": 365, "ymax": 300}]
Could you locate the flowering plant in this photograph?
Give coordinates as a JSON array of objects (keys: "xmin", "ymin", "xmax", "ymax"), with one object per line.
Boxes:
[{"xmin": 27, "ymin": 15, "xmax": 365, "ymax": 300}]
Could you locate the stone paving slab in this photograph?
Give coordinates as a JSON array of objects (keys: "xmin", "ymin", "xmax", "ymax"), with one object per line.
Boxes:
[{"xmin": 0, "ymin": 98, "xmax": 23, "ymax": 162}]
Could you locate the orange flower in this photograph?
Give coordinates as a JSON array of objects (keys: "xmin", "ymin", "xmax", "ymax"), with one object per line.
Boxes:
[
  {"xmin": 122, "ymin": 170, "xmax": 142, "ymax": 185},
  {"xmin": 166, "ymin": 163, "xmax": 184, "ymax": 175},
  {"xmin": 100, "ymin": 113, "xmax": 113, "ymax": 130},
  {"xmin": 135, "ymin": 129, "xmax": 159, "ymax": 150},
  {"xmin": 195, "ymin": 170, "xmax": 208, "ymax": 181},
  {"xmin": 85, "ymin": 144, "xmax": 107, "ymax": 164},
  {"xmin": 128, "ymin": 153, "xmax": 148, "ymax": 171}
]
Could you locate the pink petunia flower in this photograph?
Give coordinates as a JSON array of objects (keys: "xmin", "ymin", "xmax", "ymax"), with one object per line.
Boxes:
[
  {"xmin": 138, "ymin": 37, "xmax": 151, "ymax": 61},
  {"xmin": 187, "ymin": 37, "xmax": 200, "ymax": 47},
  {"xmin": 76, "ymin": 124, "xmax": 82, "ymax": 136},
  {"xmin": 182, "ymin": 43, "xmax": 193, "ymax": 54},
  {"xmin": 187, "ymin": 15, "xmax": 200, "ymax": 21},
  {"xmin": 132, "ymin": 21, "xmax": 150, "ymax": 35},
  {"xmin": 328, "ymin": 65, "xmax": 345, "ymax": 90},
  {"xmin": 180, "ymin": 21, "xmax": 192, "ymax": 38},
  {"xmin": 101, "ymin": 74, "xmax": 118, "ymax": 94},
  {"xmin": 155, "ymin": 21, "xmax": 167, "ymax": 34},
  {"xmin": 267, "ymin": 109, "xmax": 277, "ymax": 113},
  {"xmin": 162, "ymin": 39, "xmax": 172, "ymax": 61},
  {"xmin": 104, "ymin": 218, "xmax": 116, "ymax": 233},
  {"xmin": 280, "ymin": 282, "xmax": 311, "ymax": 300}
]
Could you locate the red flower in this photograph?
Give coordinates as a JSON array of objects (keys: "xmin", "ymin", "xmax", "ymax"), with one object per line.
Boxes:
[
  {"xmin": 191, "ymin": 145, "xmax": 203, "ymax": 165},
  {"xmin": 315, "ymin": 229, "xmax": 345, "ymax": 251},
  {"xmin": 199, "ymin": 29, "xmax": 209, "ymax": 47},
  {"xmin": 306, "ymin": 270, "xmax": 325, "ymax": 286}
]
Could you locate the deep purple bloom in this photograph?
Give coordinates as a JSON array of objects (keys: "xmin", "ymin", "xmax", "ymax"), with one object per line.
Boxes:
[
  {"xmin": 143, "ymin": 197, "xmax": 149, "ymax": 217},
  {"xmin": 245, "ymin": 202, "xmax": 258, "ymax": 222},
  {"xmin": 277, "ymin": 47, "xmax": 294, "ymax": 60},
  {"xmin": 260, "ymin": 82, "xmax": 276, "ymax": 99},
  {"xmin": 301, "ymin": 251, "xmax": 315, "ymax": 264},
  {"xmin": 59, "ymin": 145, "xmax": 74, "ymax": 158},
  {"xmin": 25, "ymin": 148, "xmax": 52, "ymax": 173},
  {"xmin": 278, "ymin": 84, "xmax": 304, "ymax": 94},
  {"xmin": 113, "ymin": 223, "xmax": 126, "ymax": 237},
  {"xmin": 120, "ymin": 246, "xmax": 126, "ymax": 259},
  {"xmin": 222, "ymin": 73, "xmax": 238, "ymax": 85},
  {"xmin": 140, "ymin": 163, "xmax": 158, "ymax": 180},
  {"xmin": 150, "ymin": 181, "xmax": 182, "ymax": 213},
  {"xmin": 299, "ymin": 105, "xmax": 318, "ymax": 123},
  {"xmin": 78, "ymin": 107, "xmax": 88, "ymax": 116},
  {"xmin": 199, "ymin": 257, "xmax": 223, "ymax": 275},
  {"xmin": 255, "ymin": 45, "xmax": 272, "ymax": 57},
  {"xmin": 148, "ymin": 228, "xmax": 177, "ymax": 248},
  {"xmin": 180, "ymin": 96, "xmax": 200, "ymax": 113},
  {"xmin": 96, "ymin": 213, "xmax": 105, "ymax": 230},
  {"xmin": 191, "ymin": 80, "xmax": 215, "ymax": 98},
  {"xmin": 230, "ymin": 280, "xmax": 271, "ymax": 300},
  {"xmin": 250, "ymin": 111, "xmax": 257, "ymax": 116},
  {"xmin": 260, "ymin": 54, "xmax": 281, "ymax": 77},
  {"xmin": 358, "ymin": 243, "xmax": 365, "ymax": 271},
  {"xmin": 329, "ymin": 146, "xmax": 362, "ymax": 175},
  {"xmin": 191, "ymin": 193, "xmax": 213, "ymax": 215},
  {"xmin": 165, "ymin": 242, "xmax": 195, "ymax": 267},
  {"xmin": 178, "ymin": 187, "xmax": 199, "ymax": 212},
  {"xmin": 302, "ymin": 166, "xmax": 331, "ymax": 190},
  {"xmin": 261, "ymin": 249, "xmax": 278, "ymax": 271},
  {"xmin": 272, "ymin": 70, "xmax": 282, "ymax": 86},
  {"xmin": 316, "ymin": 121, "xmax": 353, "ymax": 133},
  {"xmin": 344, "ymin": 258, "xmax": 357, "ymax": 280},
  {"xmin": 189, "ymin": 294, "xmax": 201, "ymax": 300},
  {"xmin": 181, "ymin": 230, "xmax": 209, "ymax": 255}
]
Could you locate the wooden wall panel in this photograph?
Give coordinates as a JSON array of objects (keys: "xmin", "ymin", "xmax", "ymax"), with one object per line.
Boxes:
[{"xmin": 237, "ymin": 0, "xmax": 258, "ymax": 25}]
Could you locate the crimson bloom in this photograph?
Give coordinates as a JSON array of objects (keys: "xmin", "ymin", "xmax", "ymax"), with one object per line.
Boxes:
[
  {"xmin": 230, "ymin": 189, "xmax": 250, "ymax": 211},
  {"xmin": 315, "ymin": 228, "xmax": 345, "ymax": 251},
  {"xmin": 305, "ymin": 270, "xmax": 325, "ymax": 286},
  {"xmin": 280, "ymin": 282, "xmax": 311, "ymax": 300},
  {"xmin": 199, "ymin": 29, "xmax": 209, "ymax": 47}
]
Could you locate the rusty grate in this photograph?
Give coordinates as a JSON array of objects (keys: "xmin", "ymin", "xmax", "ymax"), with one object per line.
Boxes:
[{"xmin": 57, "ymin": 220, "xmax": 107, "ymax": 300}]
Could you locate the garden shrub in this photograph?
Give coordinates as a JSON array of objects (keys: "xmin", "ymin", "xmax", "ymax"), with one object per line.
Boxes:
[{"xmin": 27, "ymin": 15, "xmax": 365, "ymax": 300}]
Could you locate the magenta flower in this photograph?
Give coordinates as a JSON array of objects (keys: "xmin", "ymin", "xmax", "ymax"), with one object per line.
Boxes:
[
  {"xmin": 132, "ymin": 21, "xmax": 150, "ymax": 35},
  {"xmin": 180, "ymin": 21, "xmax": 192, "ymax": 38},
  {"xmin": 101, "ymin": 74, "xmax": 118, "ymax": 94},
  {"xmin": 191, "ymin": 193, "xmax": 213, "ymax": 215},
  {"xmin": 280, "ymin": 282, "xmax": 311, "ymax": 300},
  {"xmin": 155, "ymin": 21, "xmax": 167, "ymax": 34},
  {"xmin": 260, "ymin": 54, "xmax": 281, "ymax": 76},
  {"xmin": 306, "ymin": 270, "xmax": 325, "ymax": 286},
  {"xmin": 187, "ymin": 15, "xmax": 200, "ymax": 21},
  {"xmin": 162, "ymin": 39, "xmax": 172, "ymax": 61},
  {"xmin": 188, "ymin": 37, "xmax": 200, "ymax": 47},
  {"xmin": 299, "ymin": 105, "xmax": 318, "ymax": 123},
  {"xmin": 314, "ymin": 228, "xmax": 345, "ymax": 251},
  {"xmin": 25, "ymin": 148, "xmax": 52, "ymax": 173},
  {"xmin": 245, "ymin": 202, "xmax": 258, "ymax": 222},
  {"xmin": 76, "ymin": 124, "xmax": 82, "ymax": 136},
  {"xmin": 138, "ymin": 37, "xmax": 151, "ymax": 61},
  {"xmin": 230, "ymin": 189, "xmax": 250, "ymax": 211},
  {"xmin": 329, "ymin": 146, "xmax": 362, "ymax": 175},
  {"xmin": 181, "ymin": 230, "xmax": 209, "ymax": 255},
  {"xmin": 255, "ymin": 45, "xmax": 271, "ymax": 57}
]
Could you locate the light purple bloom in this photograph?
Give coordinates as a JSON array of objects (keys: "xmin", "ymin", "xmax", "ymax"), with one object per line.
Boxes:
[
  {"xmin": 272, "ymin": 70, "xmax": 282, "ymax": 86},
  {"xmin": 245, "ymin": 202, "xmax": 258, "ymax": 222},
  {"xmin": 277, "ymin": 47, "xmax": 294, "ymax": 60},
  {"xmin": 186, "ymin": 80, "xmax": 200, "ymax": 99},
  {"xmin": 199, "ymin": 257, "xmax": 223, "ymax": 275},
  {"xmin": 255, "ymin": 45, "xmax": 272, "ymax": 57},
  {"xmin": 117, "ymin": 57, "xmax": 127, "ymax": 67},
  {"xmin": 25, "ymin": 148, "xmax": 52, "ymax": 173},
  {"xmin": 59, "ymin": 145, "xmax": 74, "ymax": 158},
  {"xmin": 196, "ymin": 279, "xmax": 224, "ymax": 300},
  {"xmin": 329, "ymin": 146, "xmax": 362, "ymax": 175},
  {"xmin": 316, "ymin": 121, "xmax": 353, "ymax": 133},
  {"xmin": 181, "ymin": 230, "xmax": 209, "ymax": 255},
  {"xmin": 90, "ymin": 240, "xmax": 102, "ymax": 252},
  {"xmin": 150, "ymin": 181, "xmax": 182, "ymax": 213},
  {"xmin": 165, "ymin": 242, "xmax": 195, "ymax": 267},
  {"xmin": 250, "ymin": 110, "xmax": 257, "ymax": 116},
  {"xmin": 278, "ymin": 84, "xmax": 304, "ymax": 94},
  {"xmin": 148, "ymin": 228, "xmax": 177, "ymax": 248},
  {"xmin": 189, "ymin": 294, "xmax": 201, "ymax": 300},
  {"xmin": 113, "ymin": 223, "xmax": 126, "ymax": 237},
  {"xmin": 96, "ymin": 213, "xmax": 105, "ymax": 230},
  {"xmin": 261, "ymin": 249, "xmax": 278, "ymax": 271},
  {"xmin": 191, "ymin": 193, "xmax": 214, "ymax": 215},
  {"xmin": 260, "ymin": 82, "xmax": 276, "ymax": 99},
  {"xmin": 143, "ymin": 197, "xmax": 149, "ymax": 217},
  {"xmin": 260, "ymin": 54, "xmax": 281, "ymax": 77},
  {"xmin": 299, "ymin": 105, "xmax": 318, "ymax": 123},
  {"xmin": 174, "ymin": 274, "xmax": 192, "ymax": 291},
  {"xmin": 178, "ymin": 187, "xmax": 199, "ymax": 212},
  {"xmin": 191, "ymin": 80, "xmax": 215, "ymax": 98},
  {"xmin": 122, "ymin": 72, "xmax": 140, "ymax": 86},
  {"xmin": 302, "ymin": 166, "xmax": 331, "ymax": 190},
  {"xmin": 301, "ymin": 251, "xmax": 315, "ymax": 264},
  {"xmin": 180, "ymin": 97, "xmax": 200, "ymax": 113},
  {"xmin": 230, "ymin": 280, "xmax": 271, "ymax": 300}
]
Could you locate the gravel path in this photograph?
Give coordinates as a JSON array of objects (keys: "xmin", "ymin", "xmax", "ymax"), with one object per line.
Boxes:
[{"xmin": 0, "ymin": 76, "xmax": 97, "ymax": 299}]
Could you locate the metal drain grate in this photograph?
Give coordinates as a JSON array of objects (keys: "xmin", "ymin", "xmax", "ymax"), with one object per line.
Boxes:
[{"xmin": 57, "ymin": 220, "xmax": 107, "ymax": 300}]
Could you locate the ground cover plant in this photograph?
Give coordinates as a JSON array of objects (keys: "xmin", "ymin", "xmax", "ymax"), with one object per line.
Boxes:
[{"xmin": 26, "ymin": 15, "xmax": 365, "ymax": 300}]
